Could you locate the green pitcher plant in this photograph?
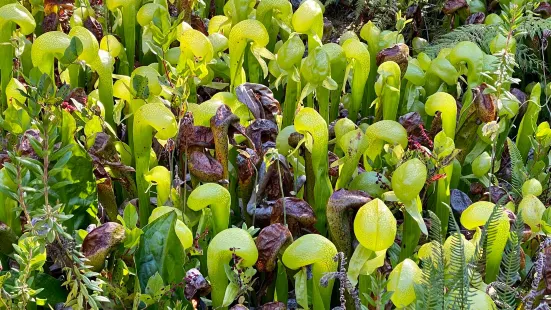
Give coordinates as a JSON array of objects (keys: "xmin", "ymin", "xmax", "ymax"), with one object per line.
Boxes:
[
  {"xmin": 294, "ymin": 107, "xmax": 332, "ymax": 234},
  {"xmin": 282, "ymin": 234, "xmax": 337, "ymax": 310},
  {"xmin": 0, "ymin": 3, "xmax": 35, "ymax": 111},
  {"xmin": 133, "ymin": 102, "xmax": 178, "ymax": 224}
]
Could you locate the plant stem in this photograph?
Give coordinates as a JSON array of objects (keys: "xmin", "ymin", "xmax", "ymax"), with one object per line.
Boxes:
[
  {"xmin": 42, "ymin": 111, "xmax": 50, "ymax": 209},
  {"xmin": 399, "ymin": 210, "xmax": 421, "ymax": 262},
  {"xmin": 0, "ymin": 0, "xmax": 16, "ymax": 112},
  {"xmin": 275, "ymin": 154, "xmax": 286, "ymax": 226},
  {"xmin": 329, "ymin": 87, "xmax": 341, "ymax": 122},
  {"xmin": 306, "ymin": 94, "xmax": 313, "ymax": 108},
  {"xmin": 214, "ymin": 0, "xmax": 224, "ymax": 15},
  {"xmin": 282, "ymin": 78, "xmax": 299, "ymax": 128},
  {"xmin": 247, "ymin": 49, "xmax": 260, "ymax": 84},
  {"xmin": 122, "ymin": 2, "xmax": 136, "ymax": 74},
  {"xmin": 16, "ymin": 163, "xmax": 30, "ymax": 225},
  {"xmin": 316, "ymin": 86, "xmax": 329, "ymax": 124}
]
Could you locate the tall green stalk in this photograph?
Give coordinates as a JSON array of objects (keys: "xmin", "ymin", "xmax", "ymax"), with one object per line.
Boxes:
[
  {"xmin": 107, "ymin": 0, "xmax": 138, "ymax": 75},
  {"xmin": 295, "ymin": 108, "xmax": 332, "ymax": 235},
  {"xmin": 360, "ymin": 22, "xmax": 381, "ymax": 114},
  {"xmin": 517, "ymin": 83, "xmax": 542, "ymax": 161},
  {"xmin": 374, "ymin": 61, "xmax": 401, "ymax": 121},
  {"xmin": 321, "ymin": 43, "xmax": 347, "ymax": 122},
  {"xmin": 0, "ymin": 2, "xmax": 35, "ymax": 111},
  {"xmin": 292, "ymin": 0, "xmax": 323, "ymax": 52},
  {"xmin": 342, "ymin": 38, "xmax": 370, "ymax": 122},
  {"xmin": 133, "ymin": 102, "xmax": 177, "ymax": 224},
  {"xmin": 425, "ymin": 92, "xmax": 457, "ymax": 233}
]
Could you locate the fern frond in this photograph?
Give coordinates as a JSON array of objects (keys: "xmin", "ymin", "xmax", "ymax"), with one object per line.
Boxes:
[
  {"xmin": 423, "ymin": 24, "xmax": 499, "ymax": 57},
  {"xmin": 484, "ymin": 204, "xmax": 504, "ymax": 262},
  {"xmin": 507, "ymin": 138, "xmax": 527, "ymax": 197},
  {"xmin": 428, "ymin": 210, "xmax": 444, "ymax": 245},
  {"xmin": 518, "ymin": 14, "xmax": 551, "ymax": 40},
  {"xmin": 365, "ymin": 0, "xmax": 397, "ymax": 29},
  {"xmin": 515, "ymin": 43, "xmax": 546, "ymax": 80},
  {"xmin": 484, "ymin": 203, "xmax": 506, "ymax": 283},
  {"xmin": 354, "ymin": 0, "xmax": 365, "ymax": 18},
  {"xmin": 415, "ymin": 211, "xmax": 446, "ymax": 309},
  {"xmin": 494, "ymin": 213, "xmax": 523, "ymax": 308},
  {"xmin": 324, "ymin": 0, "xmax": 339, "ymax": 8},
  {"xmin": 445, "ymin": 211, "xmax": 471, "ymax": 310},
  {"xmin": 465, "ymin": 199, "xmax": 510, "ymax": 291}
]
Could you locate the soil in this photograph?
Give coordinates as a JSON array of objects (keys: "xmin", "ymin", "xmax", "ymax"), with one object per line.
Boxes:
[{"xmin": 323, "ymin": 2, "xmax": 367, "ymax": 43}]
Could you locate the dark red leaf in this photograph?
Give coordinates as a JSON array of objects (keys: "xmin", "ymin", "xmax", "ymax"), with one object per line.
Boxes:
[
  {"xmin": 184, "ymin": 268, "xmax": 211, "ymax": 300},
  {"xmin": 255, "ymin": 224, "xmax": 293, "ymax": 272},
  {"xmin": 82, "ymin": 222, "xmax": 125, "ymax": 271},
  {"xmin": 270, "ymin": 197, "xmax": 316, "ymax": 237}
]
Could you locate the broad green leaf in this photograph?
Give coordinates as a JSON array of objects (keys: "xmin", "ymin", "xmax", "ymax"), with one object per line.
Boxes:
[
  {"xmin": 60, "ymin": 36, "xmax": 83, "ymax": 64},
  {"xmin": 347, "ymin": 245, "xmax": 386, "ymax": 286},
  {"xmin": 123, "ymin": 203, "xmax": 139, "ymax": 229},
  {"xmin": 354, "ymin": 198, "xmax": 397, "ymax": 251},
  {"xmin": 84, "ymin": 115, "xmax": 103, "ymax": 138},
  {"xmin": 403, "ymin": 198, "xmax": 427, "ymax": 235},
  {"xmin": 541, "ymin": 208, "xmax": 551, "ymax": 235},
  {"xmin": 275, "ymin": 260, "xmax": 288, "ymax": 303},
  {"xmin": 387, "ymin": 259, "xmax": 421, "ymax": 308},
  {"xmin": 35, "ymin": 273, "xmax": 68, "ymax": 306},
  {"xmin": 55, "ymin": 147, "xmax": 97, "ymax": 225},
  {"xmin": 519, "ymin": 195, "xmax": 545, "ymax": 233},
  {"xmin": 391, "ymin": 158, "xmax": 427, "ymax": 202},
  {"xmin": 61, "ymin": 110, "xmax": 77, "ymax": 147},
  {"xmin": 433, "ymin": 131, "xmax": 455, "ymax": 159},
  {"xmin": 294, "ymin": 267, "xmax": 309, "ymax": 310},
  {"xmin": 124, "ymin": 227, "xmax": 143, "ymax": 249},
  {"xmin": 136, "ymin": 211, "xmax": 185, "ymax": 291},
  {"xmin": 2, "ymin": 105, "xmax": 30, "ymax": 134},
  {"xmin": 222, "ymin": 282, "xmax": 240, "ymax": 307},
  {"xmin": 145, "ymin": 272, "xmax": 165, "ymax": 299},
  {"xmin": 131, "ymin": 74, "xmax": 150, "ymax": 99},
  {"xmin": 49, "ymin": 151, "xmax": 73, "ymax": 176}
]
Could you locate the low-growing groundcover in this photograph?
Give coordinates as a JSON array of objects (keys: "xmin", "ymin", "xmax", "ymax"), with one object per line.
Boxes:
[{"xmin": 1, "ymin": 0, "xmax": 551, "ymax": 309}]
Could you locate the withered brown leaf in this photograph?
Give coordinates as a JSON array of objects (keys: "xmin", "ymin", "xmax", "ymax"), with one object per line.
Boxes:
[
  {"xmin": 256, "ymin": 223, "xmax": 293, "ymax": 272},
  {"xmin": 82, "ymin": 222, "xmax": 125, "ymax": 271}
]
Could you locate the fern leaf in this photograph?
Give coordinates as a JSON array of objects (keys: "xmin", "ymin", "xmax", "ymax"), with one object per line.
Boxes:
[
  {"xmin": 494, "ymin": 213, "xmax": 523, "ymax": 308},
  {"xmin": 354, "ymin": 0, "xmax": 365, "ymax": 19},
  {"xmin": 324, "ymin": 0, "xmax": 338, "ymax": 8},
  {"xmin": 445, "ymin": 211, "xmax": 471, "ymax": 310},
  {"xmin": 518, "ymin": 14, "xmax": 551, "ymax": 39},
  {"xmin": 506, "ymin": 138, "xmax": 527, "ymax": 197},
  {"xmin": 484, "ymin": 203, "xmax": 506, "ymax": 282},
  {"xmin": 423, "ymin": 24, "xmax": 499, "ymax": 57},
  {"xmin": 415, "ymin": 211, "xmax": 445, "ymax": 309},
  {"xmin": 428, "ymin": 210, "xmax": 444, "ymax": 245}
]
